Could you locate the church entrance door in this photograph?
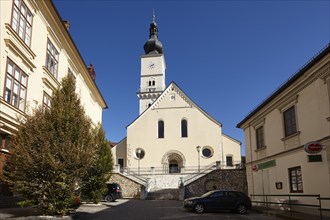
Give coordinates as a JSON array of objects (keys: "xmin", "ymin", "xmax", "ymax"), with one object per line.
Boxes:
[
  {"xmin": 169, "ymin": 160, "xmax": 180, "ymax": 173},
  {"xmin": 162, "ymin": 150, "xmax": 186, "ymax": 174}
]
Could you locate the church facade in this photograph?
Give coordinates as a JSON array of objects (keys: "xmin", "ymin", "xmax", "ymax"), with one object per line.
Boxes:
[{"xmin": 112, "ymin": 15, "xmax": 241, "ymax": 174}]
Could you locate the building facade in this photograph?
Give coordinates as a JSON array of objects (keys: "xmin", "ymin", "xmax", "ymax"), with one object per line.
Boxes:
[
  {"xmin": 237, "ymin": 44, "xmax": 330, "ymax": 213},
  {"xmin": 112, "ymin": 15, "xmax": 241, "ymax": 175},
  {"xmin": 0, "ymin": 0, "xmax": 107, "ymax": 195}
]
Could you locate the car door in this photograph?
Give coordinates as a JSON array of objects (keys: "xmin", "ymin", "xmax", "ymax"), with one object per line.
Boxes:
[
  {"xmin": 224, "ymin": 191, "xmax": 240, "ymax": 210},
  {"xmin": 207, "ymin": 191, "xmax": 226, "ymax": 211}
]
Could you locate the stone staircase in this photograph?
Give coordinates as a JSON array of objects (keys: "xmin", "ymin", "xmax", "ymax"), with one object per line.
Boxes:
[
  {"xmin": 141, "ymin": 174, "xmax": 184, "ymax": 200},
  {"xmin": 146, "ymin": 188, "xmax": 179, "ymax": 200}
]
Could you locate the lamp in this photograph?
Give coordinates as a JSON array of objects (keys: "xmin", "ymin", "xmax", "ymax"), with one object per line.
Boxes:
[
  {"xmin": 196, "ymin": 146, "xmax": 201, "ymax": 173},
  {"xmin": 137, "ymin": 148, "xmax": 142, "ymax": 175}
]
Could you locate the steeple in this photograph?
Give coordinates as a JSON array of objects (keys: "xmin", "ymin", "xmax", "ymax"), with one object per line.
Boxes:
[{"xmin": 143, "ymin": 11, "xmax": 163, "ymax": 54}]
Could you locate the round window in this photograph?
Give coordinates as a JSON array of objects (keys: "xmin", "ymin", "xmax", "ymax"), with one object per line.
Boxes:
[
  {"xmin": 202, "ymin": 147, "xmax": 213, "ymax": 158},
  {"xmin": 135, "ymin": 148, "xmax": 145, "ymax": 159}
]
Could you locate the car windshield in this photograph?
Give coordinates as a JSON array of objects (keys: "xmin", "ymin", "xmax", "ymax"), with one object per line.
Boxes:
[{"xmin": 201, "ymin": 191, "xmax": 215, "ymax": 198}]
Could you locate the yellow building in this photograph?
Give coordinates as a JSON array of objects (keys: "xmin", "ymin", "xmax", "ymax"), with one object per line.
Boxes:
[
  {"xmin": 0, "ymin": 0, "xmax": 107, "ymax": 195},
  {"xmin": 237, "ymin": 44, "xmax": 330, "ymax": 215}
]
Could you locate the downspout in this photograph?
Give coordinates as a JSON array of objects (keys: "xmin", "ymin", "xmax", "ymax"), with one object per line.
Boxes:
[{"xmin": 248, "ymin": 125, "xmax": 255, "ymax": 195}]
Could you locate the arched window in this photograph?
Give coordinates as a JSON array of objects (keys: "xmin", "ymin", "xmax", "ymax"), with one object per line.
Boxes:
[
  {"xmin": 152, "ymin": 80, "xmax": 155, "ymax": 86},
  {"xmin": 158, "ymin": 120, "xmax": 164, "ymax": 138},
  {"xmin": 181, "ymin": 119, "xmax": 188, "ymax": 137}
]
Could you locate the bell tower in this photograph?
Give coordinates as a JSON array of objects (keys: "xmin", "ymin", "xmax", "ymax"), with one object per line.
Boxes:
[{"xmin": 137, "ymin": 12, "xmax": 166, "ymax": 114}]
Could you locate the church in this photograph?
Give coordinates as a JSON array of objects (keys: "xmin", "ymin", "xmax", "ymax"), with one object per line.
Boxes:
[{"xmin": 112, "ymin": 15, "xmax": 241, "ymax": 175}]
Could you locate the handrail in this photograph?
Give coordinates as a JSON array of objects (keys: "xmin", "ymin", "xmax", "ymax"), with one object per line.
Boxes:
[{"xmin": 250, "ymin": 194, "xmax": 330, "ymax": 220}]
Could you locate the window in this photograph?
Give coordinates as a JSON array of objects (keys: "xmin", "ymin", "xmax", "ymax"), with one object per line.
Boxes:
[
  {"xmin": 181, "ymin": 119, "xmax": 188, "ymax": 137},
  {"xmin": 43, "ymin": 92, "xmax": 51, "ymax": 109},
  {"xmin": 202, "ymin": 147, "xmax": 213, "ymax": 158},
  {"xmin": 0, "ymin": 134, "xmax": 11, "ymax": 149},
  {"xmin": 289, "ymin": 166, "xmax": 303, "ymax": 193},
  {"xmin": 4, "ymin": 59, "xmax": 28, "ymax": 111},
  {"xmin": 45, "ymin": 39, "xmax": 59, "ymax": 78},
  {"xmin": 158, "ymin": 120, "xmax": 164, "ymax": 138},
  {"xmin": 118, "ymin": 159, "xmax": 124, "ymax": 168},
  {"xmin": 283, "ymin": 106, "xmax": 297, "ymax": 137},
  {"xmin": 226, "ymin": 156, "xmax": 233, "ymax": 167},
  {"xmin": 11, "ymin": 0, "xmax": 33, "ymax": 46},
  {"xmin": 256, "ymin": 126, "xmax": 265, "ymax": 149}
]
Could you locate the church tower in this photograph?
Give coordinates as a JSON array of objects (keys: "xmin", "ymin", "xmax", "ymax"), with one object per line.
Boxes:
[{"xmin": 137, "ymin": 13, "xmax": 166, "ymax": 114}]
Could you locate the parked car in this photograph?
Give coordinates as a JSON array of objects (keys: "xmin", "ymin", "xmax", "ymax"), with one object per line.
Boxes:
[
  {"xmin": 104, "ymin": 183, "xmax": 122, "ymax": 202},
  {"xmin": 183, "ymin": 190, "xmax": 252, "ymax": 214}
]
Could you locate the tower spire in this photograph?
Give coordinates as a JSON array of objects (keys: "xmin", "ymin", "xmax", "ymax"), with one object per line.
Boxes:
[
  {"xmin": 144, "ymin": 10, "xmax": 163, "ymax": 54},
  {"xmin": 152, "ymin": 9, "xmax": 156, "ymax": 23}
]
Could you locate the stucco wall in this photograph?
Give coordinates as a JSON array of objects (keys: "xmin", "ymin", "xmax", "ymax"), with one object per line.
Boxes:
[{"xmin": 127, "ymin": 84, "xmax": 224, "ymax": 169}]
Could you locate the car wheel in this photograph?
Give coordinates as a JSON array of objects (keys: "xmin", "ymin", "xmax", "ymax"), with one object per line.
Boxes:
[
  {"xmin": 236, "ymin": 203, "xmax": 247, "ymax": 214},
  {"xmin": 194, "ymin": 203, "xmax": 205, "ymax": 214},
  {"xmin": 105, "ymin": 195, "xmax": 114, "ymax": 202}
]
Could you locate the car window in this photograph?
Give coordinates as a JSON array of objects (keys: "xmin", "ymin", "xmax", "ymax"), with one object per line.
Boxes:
[
  {"xmin": 227, "ymin": 191, "xmax": 239, "ymax": 198},
  {"xmin": 210, "ymin": 191, "xmax": 224, "ymax": 198}
]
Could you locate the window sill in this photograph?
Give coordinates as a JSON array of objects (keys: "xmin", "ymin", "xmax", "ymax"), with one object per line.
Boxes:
[
  {"xmin": 255, "ymin": 146, "xmax": 267, "ymax": 152},
  {"xmin": 42, "ymin": 66, "xmax": 60, "ymax": 91},
  {"xmin": 4, "ymin": 23, "xmax": 36, "ymax": 71},
  {"xmin": 281, "ymin": 131, "xmax": 301, "ymax": 141}
]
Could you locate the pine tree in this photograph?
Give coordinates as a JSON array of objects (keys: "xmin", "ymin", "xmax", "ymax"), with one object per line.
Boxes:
[
  {"xmin": 2, "ymin": 74, "xmax": 96, "ymax": 215},
  {"xmin": 81, "ymin": 124, "xmax": 113, "ymax": 203}
]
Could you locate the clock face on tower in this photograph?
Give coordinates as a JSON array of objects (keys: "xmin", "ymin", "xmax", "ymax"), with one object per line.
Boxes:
[{"xmin": 148, "ymin": 62, "xmax": 156, "ymax": 69}]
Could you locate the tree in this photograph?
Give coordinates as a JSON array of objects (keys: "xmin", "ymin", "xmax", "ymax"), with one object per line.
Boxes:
[
  {"xmin": 81, "ymin": 124, "xmax": 113, "ymax": 203},
  {"xmin": 2, "ymin": 74, "xmax": 96, "ymax": 215}
]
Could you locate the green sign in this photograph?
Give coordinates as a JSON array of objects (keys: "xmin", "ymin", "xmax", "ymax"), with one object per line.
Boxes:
[{"xmin": 258, "ymin": 160, "xmax": 276, "ymax": 170}]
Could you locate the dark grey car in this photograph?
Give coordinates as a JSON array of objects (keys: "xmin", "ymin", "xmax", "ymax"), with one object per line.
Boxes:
[
  {"xmin": 183, "ymin": 190, "xmax": 252, "ymax": 214},
  {"xmin": 104, "ymin": 183, "xmax": 122, "ymax": 202}
]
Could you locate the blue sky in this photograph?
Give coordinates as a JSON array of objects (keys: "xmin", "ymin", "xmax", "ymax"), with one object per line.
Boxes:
[{"xmin": 53, "ymin": 0, "xmax": 329, "ymax": 155}]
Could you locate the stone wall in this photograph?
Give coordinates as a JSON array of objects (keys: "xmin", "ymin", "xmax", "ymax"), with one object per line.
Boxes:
[
  {"xmin": 108, "ymin": 173, "xmax": 143, "ymax": 198},
  {"xmin": 184, "ymin": 169, "xmax": 248, "ymax": 199}
]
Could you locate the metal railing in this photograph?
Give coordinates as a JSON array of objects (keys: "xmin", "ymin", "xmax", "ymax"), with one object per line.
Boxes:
[
  {"xmin": 250, "ymin": 194, "xmax": 330, "ymax": 220},
  {"xmin": 113, "ymin": 161, "xmax": 245, "ymax": 176}
]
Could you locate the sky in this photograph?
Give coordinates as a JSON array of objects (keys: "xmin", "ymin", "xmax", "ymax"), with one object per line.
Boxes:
[{"xmin": 53, "ymin": 0, "xmax": 329, "ymax": 156}]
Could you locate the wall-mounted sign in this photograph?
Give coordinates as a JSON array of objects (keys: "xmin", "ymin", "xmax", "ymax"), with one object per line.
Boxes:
[
  {"xmin": 275, "ymin": 182, "xmax": 283, "ymax": 189},
  {"xmin": 252, "ymin": 164, "xmax": 258, "ymax": 172},
  {"xmin": 258, "ymin": 160, "xmax": 276, "ymax": 170},
  {"xmin": 304, "ymin": 141, "xmax": 322, "ymax": 154}
]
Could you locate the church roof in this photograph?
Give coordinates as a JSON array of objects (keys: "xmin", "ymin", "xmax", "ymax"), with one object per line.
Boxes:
[{"xmin": 127, "ymin": 81, "xmax": 222, "ymax": 128}]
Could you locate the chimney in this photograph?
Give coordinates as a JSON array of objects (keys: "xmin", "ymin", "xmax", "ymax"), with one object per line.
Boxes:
[
  {"xmin": 63, "ymin": 20, "xmax": 70, "ymax": 30},
  {"xmin": 87, "ymin": 64, "xmax": 96, "ymax": 81}
]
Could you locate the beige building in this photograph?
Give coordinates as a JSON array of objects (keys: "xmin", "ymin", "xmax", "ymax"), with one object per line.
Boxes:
[
  {"xmin": 237, "ymin": 44, "xmax": 330, "ymax": 214},
  {"xmin": 0, "ymin": 0, "xmax": 107, "ymax": 195},
  {"xmin": 112, "ymin": 15, "xmax": 241, "ymax": 176}
]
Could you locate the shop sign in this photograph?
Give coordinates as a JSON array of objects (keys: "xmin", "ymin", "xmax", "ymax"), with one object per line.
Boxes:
[
  {"xmin": 258, "ymin": 160, "xmax": 276, "ymax": 170},
  {"xmin": 304, "ymin": 141, "xmax": 322, "ymax": 154}
]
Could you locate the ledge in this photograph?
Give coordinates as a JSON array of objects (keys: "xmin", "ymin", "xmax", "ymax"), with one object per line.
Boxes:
[
  {"xmin": 281, "ymin": 131, "xmax": 301, "ymax": 141},
  {"xmin": 255, "ymin": 146, "xmax": 267, "ymax": 152},
  {"xmin": 42, "ymin": 66, "xmax": 60, "ymax": 91},
  {"xmin": 5, "ymin": 23, "xmax": 36, "ymax": 70}
]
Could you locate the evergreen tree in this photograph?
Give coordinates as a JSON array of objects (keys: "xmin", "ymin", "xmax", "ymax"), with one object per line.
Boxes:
[
  {"xmin": 2, "ymin": 74, "xmax": 95, "ymax": 215},
  {"xmin": 81, "ymin": 124, "xmax": 113, "ymax": 203}
]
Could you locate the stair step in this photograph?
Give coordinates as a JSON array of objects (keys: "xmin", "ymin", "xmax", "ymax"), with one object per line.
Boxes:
[{"xmin": 146, "ymin": 188, "xmax": 179, "ymax": 200}]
